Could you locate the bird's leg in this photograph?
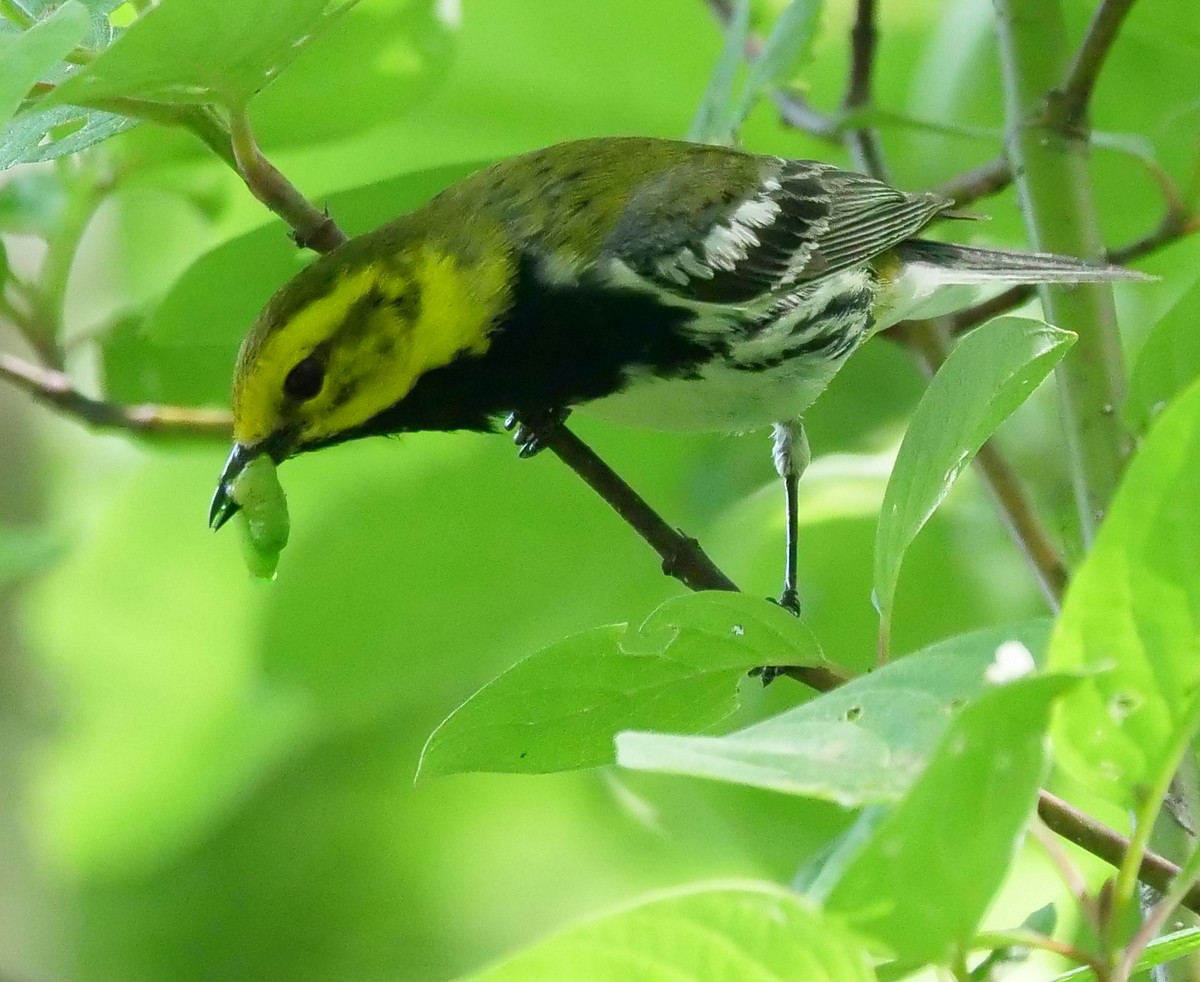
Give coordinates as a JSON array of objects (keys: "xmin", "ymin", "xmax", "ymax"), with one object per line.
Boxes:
[
  {"xmin": 771, "ymin": 419, "xmax": 810, "ymax": 616},
  {"xmin": 503, "ymin": 408, "xmax": 571, "ymax": 458}
]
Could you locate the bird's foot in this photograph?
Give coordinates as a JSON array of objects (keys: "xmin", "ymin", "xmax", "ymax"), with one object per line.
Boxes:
[
  {"xmin": 503, "ymin": 408, "xmax": 570, "ymax": 459},
  {"xmin": 772, "ymin": 587, "xmax": 801, "ymax": 617},
  {"xmin": 750, "ymin": 589, "xmax": 801, "ymax": 684}
]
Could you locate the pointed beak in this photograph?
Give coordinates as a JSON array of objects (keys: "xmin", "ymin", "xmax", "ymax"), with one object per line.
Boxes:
[{"xmin": 209, "ymin": 443, "xmax": 255, "ymax": 531}]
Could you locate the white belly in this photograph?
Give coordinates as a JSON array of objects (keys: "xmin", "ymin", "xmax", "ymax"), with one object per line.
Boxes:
[{"xmin": 580, "ymin": 352, "xmax": 849, "ymax": 433}]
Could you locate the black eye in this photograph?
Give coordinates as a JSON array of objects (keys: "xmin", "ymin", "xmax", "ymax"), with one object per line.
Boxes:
[{"xmin": 283, "ymin": 357, "xmax": 325, "ymax": 401}]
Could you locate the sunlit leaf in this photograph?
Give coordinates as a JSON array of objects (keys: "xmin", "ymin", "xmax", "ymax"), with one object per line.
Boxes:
[
  {"xmin": 616, "ymin": 621, "xmax": 1049, "ymax": 805},
  {"xmin": 821, "ymin": 674, "xmax": 1072, "ymax": 963},
  {"xmin": 48, "ymin": 0, "xmax": 354, "ymax": 110},
  {"xmin": 1126, "ymin": 274, "xmax": 1200, "ymax": 434},
  {"xmin": 419, "ymin": 592, "xmax": 825, "ymax": 778},
  {"xmin": 0, "ymin": 2, "xmax": 89, "ymax": 128},
  {"xmin": 874, "ymin": 317, "xmax": 1074, "ymax": 644},
  {"xmin": 1049, "ymin": 377, "xmax": 1200, "ymax": 802},
  {"xmin": 459, "ymin": 882, "xmax": 875, "ymax": 982}
]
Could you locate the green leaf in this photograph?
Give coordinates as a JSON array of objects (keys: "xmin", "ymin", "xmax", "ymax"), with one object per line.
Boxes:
[
  {"xmin": 458, "ymin": 882, "xmax": 875, "ymax": 982},
  {"xmin": 687, "ymin": 0, "xmax": 749, "ymax": 143},
  {"xmin": 0, "ymin": 525, "xmax": 61, "ymax": 586},
  {"xmin": 0, "ymin": 167, "xmax": 66, "ymax": 233},
  {"xmin": 1126, "ymin": 274, "xmax": 1200, "ymax": 434},
  {"xmin": 616, "ymin": 620, "xmax": 1050, "ymax": 805},
  {"xmin": 48, "ymin": 0, "xmax": 352, "ymax": 111},
  {"xmin": 821, "ymin": 674, "xmax": 1072, "ymax": 963},
  {"xmin": 0, "ymin": 101, "xmax": 132, "ymax": 169},
  {"xmin": 418, "ymin": 592, "xmax": 825, "ymax": 778},
  {"xmin": 735, "ymin": 0, "xmax": 823, "ymax": 121},
  {"xmin": 1049, "ymin": 927, "xmax": 1200, "ymax": 981},
  {"xmin": 249, "ymin": 0, "xmax": 458, "ymax": 147},
  {"xmin": 0, "ymin": 2, "xmax": 89, "ymax": 127},
  {"xmin": 1049, "ymin": 377, "xmax": 1200, "ymax": 802},
  {"xmin": 873, "ymin": 317, "xmax": 1074, "ymax": 641}
]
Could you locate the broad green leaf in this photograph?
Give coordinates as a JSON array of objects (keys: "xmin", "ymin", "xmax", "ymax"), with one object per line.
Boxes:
[
  {"xmin": 48, "ymin": 0, "xmax": 352, "ymax": 111},
  {"xmin": 418, "ymin": 592, "xmax": 825, "ymax": 778},
  {"xmin": 250, "ymin": 0, "xmax": 458, "ymax": 147},
  {"xmin": 1126, "ymin": 274, "xmax": 1200, "ymax": 434},
  {"xmin": 874, "ymin": 317, "xmax": 1074, "ymax": 639},
  {"xmin": 687, "ymin": 0, "xmax": 749, "ymax": 143},
  {"xmin": 0, "ymin": 2, "xmax": 89, "ymax": 127},
  {"xmin": 1050, "ymin": 927, "xmax": 1200, "ymax": 981},
  {"xmin": 0, "ymin": 526, "xmax": 61, "ymax": 586},
  {"xmin": 1050, "ymin": 378, "xmax": 1200, "ymax": 802},
  {"xmin": 616, "ymin": 620, "xmax": 1049, "ymax": 805},
  {"xmin": 459, "ymin": 882, "xmax": 875, "ymax": 982},
  {"xmin": 735, "ymin": 0, "xmax": 823, "ymax": 121},
  {"xmin": 822, "ymin": 674, "xmax": 1072, "ymax": 963}
]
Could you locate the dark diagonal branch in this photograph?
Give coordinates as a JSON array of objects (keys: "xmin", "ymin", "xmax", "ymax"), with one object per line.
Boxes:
[
  {"xmin": 534, "ymin": 424, "xmax": 739, "ymax": 595},
  {"xmin": 0, "ymin": 353, "xmax": 231, "ymax": 438},
  {"xmin": 842, "ymin": 0, "xmax": 888, "ymax": 182}
]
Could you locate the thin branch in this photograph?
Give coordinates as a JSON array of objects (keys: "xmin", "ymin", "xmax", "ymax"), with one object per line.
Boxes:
[
  {"xmin": 1038, "ymin": 790, "xmax": 1200, "ymax": 915},
  {"xmin": 0, "ymin": 353, "xmax": 231, "ymax": 438},
  {"xmin": 842, "ymin": 0, "xmax": 889, "ymax": 181},
  {"xmin": 533, "ymin": 423, "xmax": 739, "ymax": 595},
  {"xmin": 1055, "ymin": 0, "xmax": 1140, "ymax": 130},
  {"xmin": 933, "ymin": 155, "xmax": 1013, "ymax": 206}
]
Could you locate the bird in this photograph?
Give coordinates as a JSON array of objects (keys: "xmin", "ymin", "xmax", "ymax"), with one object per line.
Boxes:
[{"xmin": 208, "ymin": 135, "xmax": 1143, "ymax": 610}]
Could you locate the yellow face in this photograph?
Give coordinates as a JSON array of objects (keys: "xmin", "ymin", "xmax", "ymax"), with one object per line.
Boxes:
[{"xmin": 230, "ymin": 241, "xmax": 513, "ymax": 458}]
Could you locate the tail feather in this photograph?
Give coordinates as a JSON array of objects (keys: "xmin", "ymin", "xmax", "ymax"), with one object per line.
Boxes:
[{"xmin": 895, "ymin": 239, "xmax": 1151, "ymax": 284}]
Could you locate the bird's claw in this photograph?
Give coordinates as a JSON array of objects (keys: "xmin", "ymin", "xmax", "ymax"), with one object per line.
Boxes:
[
  {"xmin": 772, "ymin": 588, "xmax": 801, "ymax": 617},
  {"xmin": 505, "ymin": 408, "xmax": 569, "ymax": 458}
]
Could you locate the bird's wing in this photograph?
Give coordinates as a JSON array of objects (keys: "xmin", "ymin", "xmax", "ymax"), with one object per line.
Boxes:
[{"xmin": 607, "ymin": 159, "xmax": 953, "ymax": 305}]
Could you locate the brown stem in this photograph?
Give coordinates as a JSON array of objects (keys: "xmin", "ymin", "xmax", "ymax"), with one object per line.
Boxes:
[
  {"xmin": 842, "ymin": 0, "xmax": 888, "ymax": 182},
  {"xmin": 0, "ymin": 354, "xmax": 231, "ymax": 438},
  {"xmin": 1054, "ymin": 0, "xmax": 1140, "ymax": 131},
  {"xmin": 229, "ymin": 112, "xmax": 347, "ymax": 254},
  {"xmin": 533, "ymin": 423, "xmax": 739, "ymax": 595},
  {"xmin": 933, "ymin": 155, "xmax": 1013, "ymax": 206},
  {"xmin": 1038, "ymin": 790, "xmax": 1200, "ymax": 914}
]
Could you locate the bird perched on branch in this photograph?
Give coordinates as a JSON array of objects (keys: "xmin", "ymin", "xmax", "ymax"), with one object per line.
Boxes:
[{"xmin": 209, "ymin": 136, "xmax": 1142, "ymax": 608}]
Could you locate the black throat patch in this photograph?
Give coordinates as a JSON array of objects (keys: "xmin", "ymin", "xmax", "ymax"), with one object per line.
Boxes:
[{"xmin": 334, "ymin": 252, "xmax": 715, "ymax": 442}]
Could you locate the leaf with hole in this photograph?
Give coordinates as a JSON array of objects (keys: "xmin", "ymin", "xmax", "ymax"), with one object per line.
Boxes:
[
  {"xmin": 1050, "ymin": 377, "xmax": 1200, "ymax": 802},
  {"xmin": 616, "ymin": 620, "xmax": 1049, "ymax": 806},
  {"xmin": 821, "ymin": 674, "xmax": 1073, "ymax": 963}
]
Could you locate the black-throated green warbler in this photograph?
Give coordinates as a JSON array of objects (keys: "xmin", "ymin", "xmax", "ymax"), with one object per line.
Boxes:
[{"xmin": 208, "ymin": 136, "xmax": 1142, "ymax": 605}]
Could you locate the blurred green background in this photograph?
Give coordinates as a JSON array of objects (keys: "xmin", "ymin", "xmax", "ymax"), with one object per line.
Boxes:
[{"xmin": 2, "ymin": 0, "xmax": 1199, "ymax": 979}]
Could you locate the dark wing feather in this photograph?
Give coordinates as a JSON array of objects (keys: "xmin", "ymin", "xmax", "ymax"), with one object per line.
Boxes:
[{"xmin": 608, "ymin": 157, "xmax": 953, "ymax": 306}]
